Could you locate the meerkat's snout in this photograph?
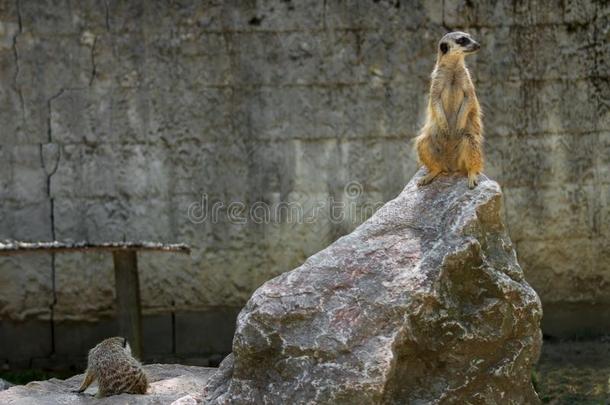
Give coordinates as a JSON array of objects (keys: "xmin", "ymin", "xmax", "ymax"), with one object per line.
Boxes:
[
  {"xmin": 455, "ymin": 34, "xmax": 480, "ymax": 54},
  {"xmin": 463, "ymin": 39, "xmax": 480, "ymax": 53}
]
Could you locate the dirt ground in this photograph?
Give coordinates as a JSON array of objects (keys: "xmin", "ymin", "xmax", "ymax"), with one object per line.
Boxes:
[{"xmin": 536, "ymin": 339, "xmax": 610, "ymax": 404}]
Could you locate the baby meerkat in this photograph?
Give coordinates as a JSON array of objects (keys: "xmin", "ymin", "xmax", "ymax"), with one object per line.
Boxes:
[
  {"xmin": 74, "ymin": 336, "xmax": 148, "ymax": 397},
  {"xmin": 415, "ymin": 31, "xmax": 484, "ymax": 189}
]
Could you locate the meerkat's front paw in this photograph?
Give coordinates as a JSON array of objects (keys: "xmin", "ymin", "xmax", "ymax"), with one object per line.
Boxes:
[
  {"xmin": 468, "ymin": 174, "xmax": 478, "ymax": 189},
  {"xmin": 417, "ymin": 176, "xmax": 431, "ymax": 186},
  {"xmin": 418, "ymin": 170, "xmax": 441, "ymax": 187}
]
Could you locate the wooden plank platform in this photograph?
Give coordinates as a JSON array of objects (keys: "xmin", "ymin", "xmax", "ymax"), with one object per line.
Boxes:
[
  {"xmin": 0, "ymin": 241, "xmax": 190, "ymax": 255},
  {"xmin": 0, "ymin": 240, "xmax": 191, "ymax": 359}
]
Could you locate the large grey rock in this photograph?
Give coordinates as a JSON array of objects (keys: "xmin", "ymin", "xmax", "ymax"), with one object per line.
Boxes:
[
  {"xmin": 0, "ymin": 364, "xmax": 215, "ymax": 404},
  {"xmin": 204, "ymin": 170, "xmax": 543, "ymax": 404}
]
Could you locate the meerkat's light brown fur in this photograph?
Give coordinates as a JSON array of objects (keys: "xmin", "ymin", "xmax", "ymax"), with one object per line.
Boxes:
[
  {"xmin": 415, "ymin": 31, "xmax": 484, "ymax": 189},
  {"xmin": 75, "ymin": 337, "xmax": 148, "ymax": 397}
]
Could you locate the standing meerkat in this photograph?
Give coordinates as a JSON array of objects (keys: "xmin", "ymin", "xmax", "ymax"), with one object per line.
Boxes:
[
  {"xmin": 415, "ymin": 31, "xmax": 484, "ymax": 189},
  {"xmin": 74, "ymin": 337, "xmax": 148, "ymax": 397}
]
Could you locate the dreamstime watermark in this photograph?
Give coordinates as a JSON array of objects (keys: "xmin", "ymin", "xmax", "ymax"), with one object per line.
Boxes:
[{"xmin": 186, "ymin": 181, "xmax": 385, "ymax": 225}]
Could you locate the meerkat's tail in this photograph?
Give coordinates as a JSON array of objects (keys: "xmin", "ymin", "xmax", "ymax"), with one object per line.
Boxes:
[
  {"xmin": 74, "ymin": 368, "xmax": 95, "ymax": 393},
  {"xmin": 128, "ymin": 370, "xmax": 148, "ymax": 394}
]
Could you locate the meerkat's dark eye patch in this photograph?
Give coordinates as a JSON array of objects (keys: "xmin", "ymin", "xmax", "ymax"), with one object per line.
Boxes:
[
  {"xmin": 456, "ymin": 37, "xmax": 470, "ymax": 46},
  {"xmin": 440, "ymin": 42, "xmax": 448, "ymax": 54}
]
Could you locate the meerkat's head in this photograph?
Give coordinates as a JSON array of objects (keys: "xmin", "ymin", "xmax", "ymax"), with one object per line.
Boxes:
[
  {"xmin": 102, "ymin": 336, "xmax": 132, "ymax": 353},
  {"xmin": 438, "ymin": 32, "xmax": 480, "ymax": 58},
  {"xmin": 121, "ymin": 337, "xmax": 133, "ymax": 355}
]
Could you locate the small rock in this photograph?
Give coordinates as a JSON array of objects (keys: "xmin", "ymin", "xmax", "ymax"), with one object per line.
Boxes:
[
  {"xmin": 0, "ymin": 378, "xmax": 13, "ymax": 391},
  {"xmin": 171, "ymin": 394, "xmax": 198, "ymax": 405}
]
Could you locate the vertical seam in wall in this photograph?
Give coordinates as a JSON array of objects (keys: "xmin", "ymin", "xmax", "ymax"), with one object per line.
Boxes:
[
  {"xmin": 45, "ymin": 90, "xmax": 63, "ymax": 355},
  {"xmin": 103, "ymin": 0, "xmax": 110, "ymax": 31},
  {"xmin": 322, "ymin": 0, "xmax": 327, "ymax": 30},
  {"xmin": 44, "ymin": 91, "xmax": 85, "ymax": 213},
  {"xmin": 590, "ymin": 0, "xmax": 601, "ymax": 276},
  {"xmin": 12, "ymin": 0, "xmax": 24, "ymax": 123},
  {"xmin": 50, "ymin": 253, "xmax": 56, "ymax": 355},
  {"xmin": 171, "ymin": 301, "xmax": 176, "ymax": 355},
  {"xmin": 89, "ymin": 36, "xmax": 98, "ymax": 86},
  {"xmin": 15, "ymin": 0, "xmax": 21, "ymax": 33}
]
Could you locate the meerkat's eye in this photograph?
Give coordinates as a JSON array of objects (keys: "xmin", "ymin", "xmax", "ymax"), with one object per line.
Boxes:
[{"xmin": 456, "ymin": 37, "xmax": 470, "ymax": 46}]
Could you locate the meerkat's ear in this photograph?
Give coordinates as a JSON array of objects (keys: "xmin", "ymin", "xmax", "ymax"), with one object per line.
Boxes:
[
  {"xmin": 122, "ymin": 337, "xmax": 127, "ymax": 347},
  {"xmin": 440, "ymin": 42, "xmax": 449, "ymax": 54}
]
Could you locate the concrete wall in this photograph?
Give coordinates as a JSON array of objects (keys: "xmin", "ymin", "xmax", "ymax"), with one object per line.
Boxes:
[{"xmin": 0, "ymin": 0, "xmax": 608, "ymax": 367}]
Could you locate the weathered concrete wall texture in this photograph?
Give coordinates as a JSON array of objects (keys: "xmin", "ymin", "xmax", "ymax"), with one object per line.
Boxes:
[{"xmin": 0, "ymin": 0, "xmax": 608, "ymax": 339}]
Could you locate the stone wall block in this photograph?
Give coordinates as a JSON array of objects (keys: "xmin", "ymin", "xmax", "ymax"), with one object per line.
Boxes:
[
  {"xmin": 499, "ymin": 133, "xmax": 598, "ymax": 188},
  {"xmin": 504, "ymin": 184, "xmax": 598, "ymax": 242},
  {"xmin": 463, "ymin": 27, "xmax": 520, "ymax": 84},
  {"xmin": 218, "ymin": 0, "xmax": 324, "ymax": 32},
  {"xmin": 149, "ymin": 32, "xmax": 232, "ymax": 88},
  {"xmin": 517, "ymin": 236, "xmax": 609, "ymax": 310},
  {"xmin": 512, "ymin": 25, "xmax": 596, "ymax": 81},
  {"xmin": 50, "ymin": 88, "xmax": 112, "ymax": 144},
  {"xmin": 324, "ymin": 0, "xmax": 427, "ymax": 31},
  {"xmin": 0, "ymin": 1, "xmax": 19, "ymax": 23},
  {"xmin": 513, "ymin": 0, "xmax": 564, "ymax": 25},
  {"xmin": 0, "ymin": 320, "xmax": 52, "ymax": 365},
  {"xmin": 52, "ymin": 197, "xmax": 126, "ymax": 241},
  {"xmin": 175, "ymin": 309, "xmax": 239, "ymax": 356},
  {"xmin": 563, "ymin": 0, "xmax": 598, "ymax": 24},
  {"xmin": 523, "ymin": 79, "xmax": 597, "ymax": 135},
  {"xmin": 443, "ymin": 0, "xmax": 478, "ymax": 27},
  {"xmin": 0, "ymin": 255, "xmax": 53, "ymax": 321},
  {"xmin": 477, "ymin": 80, "xmax": 526, "ymax": 137},
  {"xmin": 149, "ymin": 87, "xmax": 233, "ymax": 145},
  {"xmin": 0, "ymin": 145, "xmax": 47, "ymax": 203},
  {"xmin": 16, "ymin": 33, "xmax": 93, "ymax": 142},
  {"xmin": 53, "ymin": 252, "xmax": 115, "ymax": 321},
  {"xmin": 116, "ymin": 144, "xmax": 172, "ymax": 199},
  {"xmin": 50, "ymin": 143, "xmax": 119, "ymax": 199},
  {"xmin": 0, "ymin": 83, "xmax": 23, "ymax": 146},
  {"xmin": 0, "ymin": 200, "xmax": 52, "ymax": 241},
  {"xmin": 226, "ymin": 31, "xmax": 323, "ymax": 86},
  {"xmin": 20, "ymin": 0, "xmax": 107, "ymax": 35},
  {"xmin": 137, "ymin": 252, "xmax": 192, "ymax": 311}
]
